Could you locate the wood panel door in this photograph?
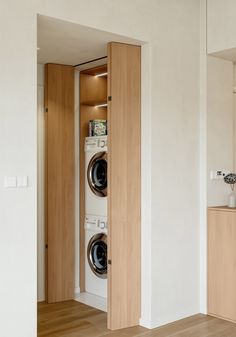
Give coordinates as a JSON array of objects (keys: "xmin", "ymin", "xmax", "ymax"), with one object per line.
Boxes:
[
  {"xmin": 107, "ymin": 42, "xmax": 141, "ymax": 330},
  {"xmin": 45, "ymin": 64, "xmax": 75, "ymax": 303},
  {"xmin": 208, "ymin": 207, "xmax": 236, "ymax": 322}
]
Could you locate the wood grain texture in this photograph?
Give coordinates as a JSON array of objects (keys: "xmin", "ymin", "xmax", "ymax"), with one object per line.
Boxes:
[
  {"xmin": 44, "ymin": 65, "xmax": 48, "ymax": 301},
  {"xmin": 81, "ymin": 65, "xmax": 107, "ymax": 76},
  {"xmin": 80, "ymin": 72, "xmax": 107, "ymax": 104},
  {"xmin": 38, "ymin": 301, "xmax": 236, "ymax": 337},
  {"xmin": 79, "ymin": 69, "xmax": 107, "ymax": 292},
  {"xmin": 45, "ymin": 64, "xmax": 75, "ymax": 303},
  {"xmin": 107, "ymin": 42, "xmax": 141, "ymax": 330},
  {"xmin": 208, "ymin": 208, "xmax": 236, "ymax": 322}
]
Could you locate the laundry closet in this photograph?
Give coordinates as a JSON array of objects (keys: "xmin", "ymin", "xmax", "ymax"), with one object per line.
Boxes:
[
  {"xmin": 37, "ymin": 15, "xmax": 142, "ymax": 331},
  {"xmin": 79, "ymin": 64, "xmax": 108, "ymax": 305}
]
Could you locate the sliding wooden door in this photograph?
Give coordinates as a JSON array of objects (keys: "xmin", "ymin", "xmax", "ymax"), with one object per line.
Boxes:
[
  {"xmin": 45, "ymin": 64, "xmax": 75, "ymax": 303},
  {"xmin": 107, "ymin": 42, "xmax": 141, "ymax": 330}
]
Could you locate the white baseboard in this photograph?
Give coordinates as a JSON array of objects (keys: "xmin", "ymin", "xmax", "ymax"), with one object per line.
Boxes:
[
  {"xmin": 140, "ymin": 311, "xmax": 200, "ymax": 330},
  {"xmin": 139, "ymin": 318, "xmax": 153, "ymax": 329},
  {"xmin": 74, "ymin": 286, "xmax": 80, "ymax": 296},
  {"xmin": 75, "ymin": 292, "xmax": 107, "ymax": 312},
  {"xmin": 139, "ymin": 312, "xmax": 201, "ymax": 329}
]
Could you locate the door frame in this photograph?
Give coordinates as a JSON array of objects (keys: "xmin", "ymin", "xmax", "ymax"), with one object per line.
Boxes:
[{"xmin": 37, "ymin": 42, "xmax": 152, "ymax": 327}]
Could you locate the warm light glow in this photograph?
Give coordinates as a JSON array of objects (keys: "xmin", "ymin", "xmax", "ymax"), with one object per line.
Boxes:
[
  {"xmin": 95, "ymin": 72, "xmax": 108, "ymax": 77},
  {"xmin": 95, "ymin": 103, "xmax": 108, "ymax": 108}
]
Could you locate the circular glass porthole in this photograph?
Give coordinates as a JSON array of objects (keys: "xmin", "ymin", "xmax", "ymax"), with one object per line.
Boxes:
[
  {"xmin": 87, "ymin": 152, "xmax": 107, "ymax": 197},
  {"xmin": 87, "ymin": 233, "xmax": 107, "ymax": 279}
]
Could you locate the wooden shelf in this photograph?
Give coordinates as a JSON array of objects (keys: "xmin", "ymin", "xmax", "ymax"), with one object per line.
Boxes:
[
  {"xmin": 208, "ymin": 206, "xmax": 236, "ymax": 212},
  {"xmin": 81, "ymin": 65, "xmax": 107, "ymax": 76},
  {"xmin": 80, "ymin": 100, "xmax": 107, "ymax": 107}
]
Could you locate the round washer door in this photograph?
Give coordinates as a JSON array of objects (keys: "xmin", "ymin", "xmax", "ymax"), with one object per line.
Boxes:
[
  {"xmin": 87, "ymin": 151, "xmax": 107, "ymax": 197},
  {"xmin": 87, "ymin": 233, "xmax": 107, "ymax": 279}
]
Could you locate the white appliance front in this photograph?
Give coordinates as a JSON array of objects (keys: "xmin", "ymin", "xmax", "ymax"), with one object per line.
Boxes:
[
  {"xmin": 85, "ymin": 215, "xmax": 107, "ymax": 300},
  {"xmin": 85, "ymin": 136, "xmax": 107, "ymax": 217}
]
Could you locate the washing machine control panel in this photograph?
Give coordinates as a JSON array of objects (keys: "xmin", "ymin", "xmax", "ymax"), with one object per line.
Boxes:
[
  {"xmin": 85, "ymin": 215, "xmax": 108, "ymax": 232},
  {"xmin": 98, "ymin": 220, "xmax": 106, "ymax": 229},
  {"xmin": 85, "ymin": 136, "xmax": 107, "ymax": 152},
  {"xmin": 98, "ymin": 139, "xmax": 106, "ymax": 149}
]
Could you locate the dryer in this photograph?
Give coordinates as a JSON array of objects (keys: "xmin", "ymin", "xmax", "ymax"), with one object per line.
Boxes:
[
  {"xmin": 85, "ymin": 215, "xmax": 107, "ymax": 299},
  {"xmin": 85, "ymin": 136, "xmax": 107, "ymax": 217}
]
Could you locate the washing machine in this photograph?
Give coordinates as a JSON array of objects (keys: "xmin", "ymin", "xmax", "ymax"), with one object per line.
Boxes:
[
  {"xmin": 85, "ymin": 214, "xmax": 107, "ymax": 298},
  {"xmin": 85, "ymin": 136, "xmax": 107, "ymax": 217}
]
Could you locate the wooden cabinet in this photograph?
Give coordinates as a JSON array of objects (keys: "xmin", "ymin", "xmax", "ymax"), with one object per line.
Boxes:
[
  {"xmin": 208, "ymin": 206, "xmax": 236, "ymax": 322},
  {"xmin": 45, "ymin": 42, "xmax": 141, "ymax": 328},
  {"xmin": 79, "ymin": 42, "xmax": 141, "ymax": 330},
  {"xmin": 45, "ymin": 64, "xmax": 75, "ymax": 303},
  {"xmin": 107, "ymin": 42, "xmax": 141, "ymax": 330}
]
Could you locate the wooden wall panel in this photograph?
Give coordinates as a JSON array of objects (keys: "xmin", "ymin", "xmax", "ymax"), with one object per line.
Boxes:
[
  {"xmin": 79, "ymin": 70, "xmax": 107, "ymax": 291},
  {"xmin": 107, "ymin": 42, "xmax": 141, "ymax": 330},
  {"xmin": 45, "ymin": 64, "xmax": 75, "ymax": 303}
]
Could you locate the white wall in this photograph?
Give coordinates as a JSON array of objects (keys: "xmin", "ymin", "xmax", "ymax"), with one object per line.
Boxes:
[
  {"xmin": 207, "ymin": 56, "xmax": 234, "ymax": 206},
  {"xmin": 207, "ymin": 0, "xmax": 236, "ymax": 53},
  {"xmin": 199, "ymin": 0, "xmax": 207, "ymax": 314},
  {"xmin": 0, "ymin": 1, "xmax": 201, "ymax": 336},
  {"xmin": 0, "ymin": 1, "xmax": 37, "ymax": 336},
  {"xmin": 149, "ymin": 1, "xmax": 200, "ymax": 326},
  {"xmin": 234, "ymin": 66, "xmax": 236, "ymax": 171}
]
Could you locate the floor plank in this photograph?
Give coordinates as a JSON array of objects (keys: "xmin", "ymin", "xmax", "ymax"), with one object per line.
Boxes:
[{"xmin": 38, "ymin": 300, "xmax": 236, "ymax": 337}]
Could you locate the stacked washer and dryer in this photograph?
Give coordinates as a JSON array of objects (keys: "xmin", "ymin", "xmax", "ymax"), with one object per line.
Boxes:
[{"xmin": 84, "ymin": 135, "xmax": 108, "ymax": 305}]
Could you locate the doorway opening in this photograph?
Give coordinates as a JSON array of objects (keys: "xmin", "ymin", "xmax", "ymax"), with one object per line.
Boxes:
[{"xmin": 37, "ymin": 14, "xmax": 146, "ymax": 335}]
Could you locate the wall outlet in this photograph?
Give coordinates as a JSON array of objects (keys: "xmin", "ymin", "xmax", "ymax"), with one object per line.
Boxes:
[
  {"xmin": 210, "ymin": 170, "xmax": 230, "ymax": 180},
  {"xmin": 4, "ymin": 175, "xmax": 29, "ymax": 188}
]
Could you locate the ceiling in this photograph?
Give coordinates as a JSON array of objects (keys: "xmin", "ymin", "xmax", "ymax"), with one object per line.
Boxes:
[{"xmin": 37, "ymin": 15, "xmax": 143, "ymax": 66}]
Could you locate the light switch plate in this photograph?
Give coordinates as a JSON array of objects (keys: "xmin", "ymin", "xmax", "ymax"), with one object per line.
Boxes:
[
  {"xmin": 4, "ymin": 176, "xmax": 17, "ymax": 188},
  {"xmin": 17, "ymin": 176, "xmax": 28, "ymax": 188}
]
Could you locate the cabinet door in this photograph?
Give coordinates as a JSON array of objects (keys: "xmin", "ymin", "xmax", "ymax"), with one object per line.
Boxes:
[
  {"xmin": 107, "ymin": 42, "xmax": 141, "ymax": 330},
  {"xmin": 45, "ymin": 64, "xmax": 75, "ymax": 303},
  {"xmin": 208, "ymin": 209, "xmax": 236, "ymax": 321}
]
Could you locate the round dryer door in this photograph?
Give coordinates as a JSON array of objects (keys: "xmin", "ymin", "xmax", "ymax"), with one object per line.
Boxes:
[
  {"xmin": 87, "ymin": 151, "xmax": 107, "ymax": 197},
  {"xmin": 87, "ymin": 233, "xmax": 107, "ymax": 279}
]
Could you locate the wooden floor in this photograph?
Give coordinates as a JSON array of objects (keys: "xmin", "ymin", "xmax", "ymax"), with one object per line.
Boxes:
[{"xmin": 38, "ymin": 300, "xmax": 236, "ymax": 337}]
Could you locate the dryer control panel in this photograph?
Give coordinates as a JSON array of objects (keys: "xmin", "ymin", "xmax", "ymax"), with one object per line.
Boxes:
[
  {"xmin": 85, "ymin": 215, "xmax": 108, "ymax": 232},
  {"xmin": 85, "ymin": 136, "xmax": 107, "ymax": 152}
]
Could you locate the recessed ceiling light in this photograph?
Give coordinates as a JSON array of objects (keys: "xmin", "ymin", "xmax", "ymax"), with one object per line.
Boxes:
[
  {"xmin": 95, "ymin": 72, "xmax": 108, "ymax": 77},
  {"xmin": 95, "ymin": 103, "xmax": 108, "ymax": 108}
]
